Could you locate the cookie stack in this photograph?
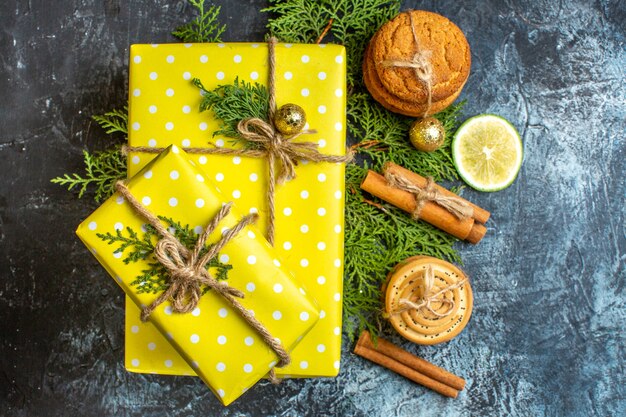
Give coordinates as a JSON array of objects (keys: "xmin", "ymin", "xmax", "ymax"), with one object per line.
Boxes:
[{"xmin": 363, "ymin": 10, "xmax": 471, "ymax": 117}]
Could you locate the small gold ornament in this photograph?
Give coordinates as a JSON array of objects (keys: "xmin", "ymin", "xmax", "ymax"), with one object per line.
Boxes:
[
  {"xmin": 409, "ymin": 117, "xmax": 445, "ymax": 152},
  {"xmin": 274, "ymin": 104, "xmax": 306, "ymax": 135}
]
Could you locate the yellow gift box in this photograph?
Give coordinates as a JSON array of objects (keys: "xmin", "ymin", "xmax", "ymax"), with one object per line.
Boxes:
[
  {"xmin": 125, "ymin": 42, "xmax": 346, "ymax": 377},
  {"xmin": 76, "ymin": 146, "xmax": 320, "ymax": 405}
]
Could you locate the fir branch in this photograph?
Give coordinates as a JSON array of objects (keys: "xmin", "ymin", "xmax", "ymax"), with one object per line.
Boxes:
[
  {"xmin": 172, "ymin": 0, "xmax": 225, "ymax": 43},
  {"xmin": 349, "ymin": 93, "xmax": 463, "ymax": 182},
  {"xmin": 263, "ymin": 0, "xmax": 400, "ymax": 87},
  {"xmin": 52, "ymin": 106, "xmax": 128, "ymax": 202},
  {"xmin": 193, "ymin": 77, "xmax": 269, "ymax": 147},
  {"xmin": 97, "ymin": 217, "xmax": 232, "ymax": 295},
  {"xmin": 325, "ymin": 0, "xmax": 400, "ymax": 88},
  {"xmin": 51, "ymin": 148, "xmax": 126, "ymax": 202},
  {"xmin": 263, "ymin": 0, "xmax": 332, "ymax": 44},
  {"xmin": 92, "ymin": 106, "xmax": 128, "ymax": 135}
]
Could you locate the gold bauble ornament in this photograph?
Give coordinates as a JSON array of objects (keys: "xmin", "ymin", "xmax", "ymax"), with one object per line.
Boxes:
[
  {"xmin": 274, "ymin": 104, "xmax": 306, "ymax": 135},
  {"xmin": 409, "ymin": 117, "xmax": 445, "ymax": 152}
]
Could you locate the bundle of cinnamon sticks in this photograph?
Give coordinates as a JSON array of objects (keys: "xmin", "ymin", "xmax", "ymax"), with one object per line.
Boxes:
[
  {"xmin": 360, "ymin": 162, "xmax": 490, "ymax": 244},
  {"xmin": 354, "ymin": 331, "xmax": 466, "ymax": 398}
]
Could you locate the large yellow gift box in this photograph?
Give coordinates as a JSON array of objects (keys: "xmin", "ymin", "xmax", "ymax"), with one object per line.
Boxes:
[
  {"xmin": 125, "ymin": 42, "xmax": 346, "ymax": 377},
  {"xmin": 77, "ymin": 146, "xmax": 320, "ymax": 405}
]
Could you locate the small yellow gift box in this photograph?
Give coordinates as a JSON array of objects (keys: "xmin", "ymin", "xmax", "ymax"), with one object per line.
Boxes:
[
  {"xmin": 77, "ymin": 146, "xmax": 319, "ymax": 405},
  {"xmin": 125, "ymin": 42, "xmax": 347, "ymax": 377}
]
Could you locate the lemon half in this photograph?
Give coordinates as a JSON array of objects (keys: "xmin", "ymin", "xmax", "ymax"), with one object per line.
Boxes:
[{"xmin": 452, "ymin": 114, "xmax": 523, "ymax": 192}]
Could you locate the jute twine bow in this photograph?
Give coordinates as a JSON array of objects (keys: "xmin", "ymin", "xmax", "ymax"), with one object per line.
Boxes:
[
  {"xmin": 124, "ymin": 37, "xmax": 353, "ymax": 246},
  {"xmin": 394, "ymin": 266, "xmax": 467, "ymax": 318},
  {"xmin": 381, "ymin": 11, "xmax": 433, "ymax": 116},
  {"xmin": 115, "ymin": 181, "xmax": 291, "ymax": 379},
  {"xmin": 383, "ymin": 169, "xmax": 473, "ymax": 221}
]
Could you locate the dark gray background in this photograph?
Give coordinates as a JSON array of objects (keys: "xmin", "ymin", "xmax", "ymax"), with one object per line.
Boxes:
[{"xmin": 1, "ymin": 0, "xmax": 624, "ymax": 416}]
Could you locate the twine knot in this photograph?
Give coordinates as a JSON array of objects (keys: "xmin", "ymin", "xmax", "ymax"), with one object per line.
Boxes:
[
  {"xmin": 146, "ymin": 235, "xmax": 244, "ymax": 320},
  {"xmin": 396, "ymin": 266, "xmax": 467, "ymax": 318},
  {"xmin": 236, "ymin": 117, "xmax": 323, "ymax": 185},
  {"xmin": 383, "ymin": 169, "xmax": 473, "ymax": 221}
]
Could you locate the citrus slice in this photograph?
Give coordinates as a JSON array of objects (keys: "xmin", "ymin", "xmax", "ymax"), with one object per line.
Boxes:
[{"xmin": 452, "ymin": 114, "xmax": 523, "ymax": 192}]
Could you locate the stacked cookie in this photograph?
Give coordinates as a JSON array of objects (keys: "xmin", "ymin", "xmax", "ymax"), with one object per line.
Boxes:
[{"xmin": 363, "ymin": 10, "xmax": 471, "ymax": 117}]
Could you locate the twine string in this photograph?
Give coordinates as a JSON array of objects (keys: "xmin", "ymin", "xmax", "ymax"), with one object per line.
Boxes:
[
  {"xmin": 114, "ymin": 181, "xmax": 291, "ymax": 371},
  {"xmin": 395, "ymin": 266, "xmax": 467, "ymax": 318},
  {"xmin": 381, "ymin": 11, "xmax": 433, "ymax": 116},
  {"xmin": 123, "ymin": 36, "xmax": 353, "ymax": 245},
  {"xmin": 383, "ymin": 169, "xmax": 473, "ymax": 221}
]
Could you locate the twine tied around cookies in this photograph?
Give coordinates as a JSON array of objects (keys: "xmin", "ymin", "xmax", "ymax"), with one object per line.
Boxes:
[
  {"xmin": 383, "ymin": 168, "xmax": 473, "ymax": 221},
  {"xmin": 115, "ymin": 181, "xmax": 291, "ymax": 377},
  {"xmin": 392, "ymin": 265, "xmax": 467, "ymax": 318},
  {"xmin": 381, "ymin": 11, "xmax": 434, "ymax": 116},
  {"xmin": 124, "ymin": 37, "xmax": 353, "ymax": 246}
]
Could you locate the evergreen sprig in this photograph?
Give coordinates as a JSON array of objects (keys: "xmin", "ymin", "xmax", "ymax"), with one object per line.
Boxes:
[
  {"xmin": 97, "ymin": 217, "xmax": 232, "ymax": 294},
  {"xmin": 51, "ymin": 148, "xmax": 126, "ymax": 202},
  {"xmin": 264, "ymin": 0, "xmax": 401, "ymax": 87},
  {"xmin": 263, "ymin": 0, "xmax": 332, "ymax": 44},
  {"xmin": 348, "ymin": 93, "xmax": 463, "ymax": 182},
  {"xmin": 172, "ymin": 0, "xmax": 225, "ymax": 43},
  {"xmin": 52, "ymin": 107, "xmax": 128, "ymax": 202},
  {"xmin": 193, "ymin": 77, "xmax": 269, "ymax": 147},
  {"xmin": 92, "ymin": 107, "xmax": 128, "ymax": 135}
]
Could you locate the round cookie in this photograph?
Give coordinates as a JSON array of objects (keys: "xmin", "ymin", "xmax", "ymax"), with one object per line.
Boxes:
[
  {"xmin": 363, "ymin": 38, "xmax": 463, "ymax": 117},
  {"xmin": 371, "ymin": 10, "xmax": 471, "ymax": 104},
  {"xmin": 383, "ymin": 255, "xmax": 473, "ymax": 345}
]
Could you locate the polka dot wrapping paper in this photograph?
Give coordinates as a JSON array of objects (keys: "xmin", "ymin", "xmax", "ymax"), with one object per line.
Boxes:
[
  {"xmin": 125, "ymin": 42, "xmax": 347, "ymax": 378},
  {"xmin": 76, "ymin": 146, "xmax": 320, "ymax": 405}
]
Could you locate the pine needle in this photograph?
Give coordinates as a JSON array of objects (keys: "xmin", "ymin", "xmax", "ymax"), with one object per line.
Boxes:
[
  {"xmin": 264, "ymin": 0, "xmax": 400, "ymax": 87},
  {"xmin": 92, "ymin": 107, "xmax": 128, "ymax": 135},
  {"xmin": 263, "ymin": 0, "xmax": 332, "ymax": 44},
  {"xmin": 193, "ymin": 77, "xmax": 268, "ymax": 147},
  {"xmin": 52, "ymin": 106, "xmax": 128, "ymax": 202},
  {"xmin": 51, "ymin": 148, "xmax": 126, "ymax": 202},
  {"xmin": 172, "ymin": 0, "xmax": 225, "ymax": 43}
]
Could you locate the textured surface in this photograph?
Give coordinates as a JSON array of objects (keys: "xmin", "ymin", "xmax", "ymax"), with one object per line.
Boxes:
[{"xmin": 0, "ymin": 0, "xmax": 624, "ymax": 416}]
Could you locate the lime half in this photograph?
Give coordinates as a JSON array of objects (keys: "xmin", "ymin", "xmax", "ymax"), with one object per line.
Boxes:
[{"xmin": 452, "ymin": 114, "xmax": 523, "ymax": 192}]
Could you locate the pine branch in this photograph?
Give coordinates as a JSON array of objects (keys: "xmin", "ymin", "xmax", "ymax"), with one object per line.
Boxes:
[
  {"xmin": 51, "ymin": 148, "xmax": 126, "ymax": 202},
  {"xmin": 97, "ymin": 217, "xmax": 232, "ymax": 295},
  {"xmin": 193, "ymin": 77, "xmax": 269, "ymax": 148},
  {"xmin": 92, "ymin": 107, "xmax": 128, "ymax": 135},
  {"xmin": 348, "ymin": 93, "xmax": 464, "ymax": 182},
  {"xmin": 263, "ymin": 0, "xmax": 332, "ymax": 44},
  {"xmin": 325, "ymin": 0, "xmax": 400, "ymax": 88},
  {"xmin": 263, "ymin": 0, "xmax": 400, "ymax": 87},
  {"xmin": 172, "ymin": 0, "xmax": 225, "ymax": 43}
]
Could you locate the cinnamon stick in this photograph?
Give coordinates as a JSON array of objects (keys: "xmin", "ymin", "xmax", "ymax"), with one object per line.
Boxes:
[
  {"xmin": 354, "ymin": 332, "xmax": 460, "ymax": 398},
  {"xmin": 384, "ymin": 162, "xmax": 490, "ymax": 224},
  {"xmin": 360, "ymin": 170, "xmax": 485, "ymax": 243},
  {"xmin": 359, "ymin": 331, "xmax": 466, "ymax": 391}
]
